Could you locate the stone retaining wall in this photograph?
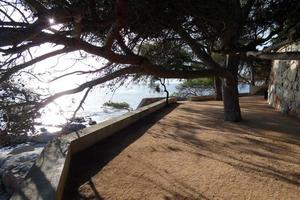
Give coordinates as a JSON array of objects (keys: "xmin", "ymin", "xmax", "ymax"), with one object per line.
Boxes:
[{"xmin": 268, "ymin": 42, "xmax": 300, "ymax": 118}]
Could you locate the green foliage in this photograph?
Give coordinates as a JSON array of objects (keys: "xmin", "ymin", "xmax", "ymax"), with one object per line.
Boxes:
[
  {"xmin": 140, "ymin": 41, "xmax": 192, "ymax": 68},
  {"xmin": 103, "ymin": 101, "xmax": 131, "ymax": 110},
  {"xmin": 211, "ymin": 53, "xmax": 225, "ymax": 65},
  {"xmin": 1, "ymin": 0, "xmax": 300, "ymax": 132},
  {"xmin": 0, "ymin": 80, "xmax": 40, "ymax": 136},
  {"xmin": 173, "ymin": 78, "xmax": 214, "ymax": 98},
  {"xmin": 251, "ymin": 59, "xmax": 272, "ymax": 83},
  {"xmin": 181, "ymin": 78, "xmax": 214, "ymax": 88}
]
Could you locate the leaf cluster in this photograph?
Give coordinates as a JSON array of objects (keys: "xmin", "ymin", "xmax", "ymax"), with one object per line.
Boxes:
[
  {"xmin": 103, "ymin": 101, "xmax": 130, "ymax": 110},
  {"xmin": 0, "ymin": 80, "xmax": 40, "ymax": 135}
]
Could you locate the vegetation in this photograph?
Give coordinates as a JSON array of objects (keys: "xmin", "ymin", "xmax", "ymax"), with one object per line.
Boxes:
[
  {"xmin": 103, "ymin": 101, "xmax": 131, "ymax": 110},
  {"xmin": 0, "ymin": 80, "xmax": 40, "ymax": 135},
  {"xmin": 1, "ymin": 0, "xmax": 300, "ymax": 135},
  {"xmin": 173, "ymin": 78, "xmax": 214, "ymax": 98},
  {"xmin": 0, "ymin": 79, "xmax": 41, "ymax": 145},
  {"xmin": 181, "ymin": 78, "xmax": 214, "ymax": 89}
]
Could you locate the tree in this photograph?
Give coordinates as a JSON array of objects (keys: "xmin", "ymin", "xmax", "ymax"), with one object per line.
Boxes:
[
  {"xmin": 0, "ymin": 79, "xmax": 40, "ymax": 143},
  {"xmin": 1, "ymin": 0, "xmax": 300, "ymax": 125},
  {"xmin": 210, "ymin": 53, "xmax": 226, "ymax": 100},
  {"xmin": 103, "ymin": 101, "xmax": 131, "ymax": 110},
  {"xmin": 238, "ymin": 59, "xmax": 272, "ymax": 86},
  {"xmin": 173, "ymin": 78, "xmax": 214, "ymax": 98}
]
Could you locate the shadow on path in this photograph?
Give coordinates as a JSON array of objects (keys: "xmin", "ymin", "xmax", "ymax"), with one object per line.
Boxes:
[
  {"xmin": 63, "ymin": 103, "xmax": 178, "ymax": 199},
  {"xmin": 63, "ymin": 96, "xmax": 300, "ymax": 200}
]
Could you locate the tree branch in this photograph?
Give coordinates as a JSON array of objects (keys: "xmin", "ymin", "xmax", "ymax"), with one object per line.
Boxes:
[
  {"xmin": 246, "ymin": 51, "xmax": 300, "ymax": 60},
  {"xmin": 70, "ymin": 87, "xmax": 92, "ymax": 121},
  {"xmin": 39, "ymin": 64, "xmax": 229, "ymax": 108},
  {"xmin": 24, "ymin": 0, "xmax": 47, "ymax": 14},
  {"xmin": 177, "ymin": 26, "xmax": 222, "ymax": 70},
  {"xmin": 263, "ymin": 39, "xmax": 299, "ymax": 52},
  {"xmin": 242, "ymin": 0, "xmax": 255, "ymax": 17},
  {"xmin": 0, "ymin": 47, "xmax": 75, "ymax": 83},
  {"xmin": 49, "ymin": 62, "xmax": 114, "ymax": 82}
]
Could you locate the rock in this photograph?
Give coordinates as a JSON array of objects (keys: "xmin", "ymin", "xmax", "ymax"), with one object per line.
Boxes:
[
  {"xmin": 40, "ymin": 127, "xmax": 47, "ymax": 133},
  {"xmin": 287, "ymin": 90, "xmax": 295, "ymax": 100},
  {"xmin": 29, "ymin": 133, "xmax": 58, "ymax": 143},
  {"xmin": 280, "ymin": 103, "xmax": 289, "ymax": 114},
  {"xmin": 282, "ymin": 69, "xmax": 288, "ymax": 78},
  {"xmin": 269, "ymin": 85, "xmax": 275, "ymax": 93},
  {"xmin": 287, "ymin": 62, "xmax": 298, "ymax": 81},
  {"xmin": 71, "ymin": 117, "xmax": 86, "ymax": 123},
  {"xmin": 0, "ymin": 134, "xmax": 29, "ymax": 147},
  {"xmin": 0, "ymin": 146, "xmax": 43, "ymax": 196},
  {"xmin": 7, "ymin": 134, "xmax": 28, "ymax": 145},
  {"xmin": 1, "ymin": 171, "xmax": 21, "ymax": 195},
  {"xmin": 295, "ymin": 91, "xmax": 300, "ymax": 101},
  {"xmin": 1, "ymin": 153, "xmax": 39, "ymax": 174},
  {"xmin": 283, "ymin": 89, "xmax": 289, "ymax": 99},
  {"xmin": 269, "ymin": 42, "xmax": 300, "ymax": 118},
  {"xmin": 61, "ymin": 123, "xmax": 86, "ymax": 134},
  {"xmin": 296, "ymin": 107, "xmax": 300, "ymax": 118},
  {"xmin": 0, "ymin": 134, "xmax": 10, "ymax": 147},
  {"xmin": 0, "ymin": 192, "xmax": 10, "ymax": 200},
  {"xmin": 293, "ymin": 82, "xmax": 299, "ymax": 90},
  {"xmin": 283, "ymin": 80, "xmax": 290, "ymax": 89},
  {"xmin": 8, "ymin": 145, "xmax": 34, "ymax": 155},
  {"xmin": 0, "ymin": 158, "xmax": 5, "ymax": 168},
  {"xmin": 88, "ymin": 118, "xmax": 97, "ymax": 126}
]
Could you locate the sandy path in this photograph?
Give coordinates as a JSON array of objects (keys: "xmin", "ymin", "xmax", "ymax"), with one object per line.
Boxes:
[{"xmin": 64, "ymin": 96, "xmax": 300, "ymax": 200}]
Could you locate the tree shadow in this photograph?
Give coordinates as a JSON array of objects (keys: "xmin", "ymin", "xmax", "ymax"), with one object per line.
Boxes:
[
  {"xmin": 63, "ymin": 103, "xmax": 178, "ymax": 199},
  {"xmin": 117, "ymin": 156, "xmax": 211, "ymax": 200},
  {"xmin": 148, "ymin": 97, "xmax": 300, "ymax": 188},
  {"xmin": 12, "ymin": 146, "xmax": 59, "ymax": 200},
  {"xmin": 63, "ymin": 97, "xmax": 300, "ymax": 199}
]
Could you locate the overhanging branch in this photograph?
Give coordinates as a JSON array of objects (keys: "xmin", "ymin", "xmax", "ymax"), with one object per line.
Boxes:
[
  {"xmin": 39, "ymin": 65, "xmax": 224, "ymax": 108},
  {"xmin": 246, "ymin": 51, "xmax": 300, "ymax": 60},
  {"xmin": 0, "ymin": 47, "xmax": 75, "ymax": 83},
  {"xmin": 177, "ymin": 26, "xmax": 222, "ymax": 70}
]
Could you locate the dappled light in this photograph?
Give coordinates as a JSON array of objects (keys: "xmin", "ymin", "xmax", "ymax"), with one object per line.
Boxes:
[
  {"xmin": 64, "ymin": 96, "xmax": 300, "ymax": 199},
  {"xmin": 48, "ymin": 18, "xmax": 55, "ymax": 24},
  {"xmin": 1, "ymin": 0, "xmax": 300, "ymax": 199}
]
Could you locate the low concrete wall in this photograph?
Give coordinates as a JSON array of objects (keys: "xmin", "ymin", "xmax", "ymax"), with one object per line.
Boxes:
[
  {"xmin": 137, "ymin": 97, "xmax": 165, "ymax": 108},
  {"xmin": 188, "ymin": 95, "xmax": 216, "ymax": 101},
  {"xmin": 11, "ymin": 98, "xmax": 176, "ymax": 200},
  {"xmin": 187, "ymin": 93, "xmax": 250, "ymax": 101}
]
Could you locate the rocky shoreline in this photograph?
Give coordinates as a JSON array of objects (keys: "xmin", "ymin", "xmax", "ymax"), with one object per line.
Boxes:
[
  {"xmin": 0, "ymin": 127, "xmax": 67, "ymax": 198},
  {"xmin": 0, "ymin": 109, "xmax": 127, "ymax": 199}
]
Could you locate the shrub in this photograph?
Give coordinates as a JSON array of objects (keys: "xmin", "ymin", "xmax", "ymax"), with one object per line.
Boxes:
[{"xmin": 103, "ymin": 101, "xmax": 130, "ymax": 110}]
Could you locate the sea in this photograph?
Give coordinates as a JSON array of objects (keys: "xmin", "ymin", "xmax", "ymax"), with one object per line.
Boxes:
[
  {"xmin": 36, "ymin": 81, "xmax": 250, "ymax": 133},
  {"xmin": 0, "ymin": 81, "xmax": 249, "ymax": 200}
]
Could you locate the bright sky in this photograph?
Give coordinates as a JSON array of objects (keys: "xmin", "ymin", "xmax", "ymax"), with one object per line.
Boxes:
[{"xmin": 0, "ymin": 2, "xmax": 179, "ymax": 126}]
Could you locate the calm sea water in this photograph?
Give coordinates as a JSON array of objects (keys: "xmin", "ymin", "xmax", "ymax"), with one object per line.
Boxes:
[
  {"xmin": 36, "ymin": 82, "xmax": 178, "ymax": 131},
  {"xmin": 36, "ymin": 82, "xmax": 249, "ymax": 132}
]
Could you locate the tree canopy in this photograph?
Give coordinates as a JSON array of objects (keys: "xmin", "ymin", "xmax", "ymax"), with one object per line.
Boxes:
[
  {"xmin": 1, "ymin": 0, "xmax": 300, "ymax": 129},
  {"xmin": 173, "ymin": 78, "xmax": 215, "ymax": 98}
]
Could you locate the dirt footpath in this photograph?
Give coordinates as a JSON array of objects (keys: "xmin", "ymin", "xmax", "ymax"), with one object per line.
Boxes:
[{"xmin": 65, "ymin": 96, "xmax": 300, "ymax": 200}]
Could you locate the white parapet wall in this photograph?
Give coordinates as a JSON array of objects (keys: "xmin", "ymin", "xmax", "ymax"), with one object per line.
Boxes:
[
  {"xmin": 10, "ymin": 98, "xmax": 176, "ymax": 200},
  {"xmin": 268, "ymin": 41, "xmax": 300, "ymax": 118}
]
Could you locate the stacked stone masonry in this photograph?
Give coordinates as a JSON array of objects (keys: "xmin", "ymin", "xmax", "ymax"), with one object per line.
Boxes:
[{"xmin": 268, "ymin": 41, "xmax": 300, "ymax": 118}]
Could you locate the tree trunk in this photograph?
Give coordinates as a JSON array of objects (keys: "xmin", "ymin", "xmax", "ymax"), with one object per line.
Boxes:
[
  {"xmin": 160, "ymin": 78, "xmax": 169, "ymax": 105},
  {"xmin": 214, "ymin": 76, "xmax": 222, "ymax": 101},
  {"xmin": 222, "ymin": 55, "xmax": 242, "ymax": 122},
  {"xmin": 250, "ymin": 65, "xmax": 255, "ymax": 86}
]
